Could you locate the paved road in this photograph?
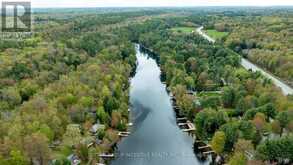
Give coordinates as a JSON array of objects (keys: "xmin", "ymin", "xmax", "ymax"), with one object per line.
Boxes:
[
  {"xmin": 196, "ymin": 26, "xmax": 293, "ymax": 96},
  {"xmin": 196, "ymin": 26, "xmax": 215, "ymax": 43}
]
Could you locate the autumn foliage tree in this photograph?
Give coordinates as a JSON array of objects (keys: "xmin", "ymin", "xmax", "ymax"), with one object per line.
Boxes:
[{"xmin": 211, "ymin": 131, "xmax": 226, "ymax": 155}]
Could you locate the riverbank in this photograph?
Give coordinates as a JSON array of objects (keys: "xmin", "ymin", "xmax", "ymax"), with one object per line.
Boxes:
[
  {"xmin": 110, "ymin": 44, "xmax": 208, "ymax": 165},
  {"xmin": 140, "ymin": 44, "xmax": 216, "ymax": 162}
]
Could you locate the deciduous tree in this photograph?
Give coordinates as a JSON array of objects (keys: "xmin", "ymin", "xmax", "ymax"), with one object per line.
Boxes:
[{"xmin": 211, "ymin": 131, "xmax": 226, "ymax": 155}]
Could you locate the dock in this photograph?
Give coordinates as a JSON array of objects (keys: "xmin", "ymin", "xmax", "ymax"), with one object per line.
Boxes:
[
  {"xmin": 198, "ymin": 144, "xmax": 211, "ymax": 149},
  {"xmin": 171, "ymin": 93, "xmax": 196, "ymax": 133},
  {"xmin": 194, "ymin": 140, "xmax": 215, "ymax": 158},
  {"xmin": 176, "ymin": 117, "xmax": 187, "ymax": 122},
  {"xmin": 98, "ymin": 153, "xmax": 115, "ymax": 159},
  {"xmin": 173, "ymin": 105, "xmax": 180, "ymax": 109},
  {"xmin": 167, "ymin": 82, "xmax": 217, "ymax": 161},
  {"xmin": 182, "ymin": 122, "xmax": 196, "ymax": 132},
  {"xmin": 177, "ymin": 121, "xmax": 196, "ymax": 132},
  {"xmin": 203, "ymin": 151, "xmax": 215, "ymax": 155},
  {"xmin": 87, "ymin": 142, "xmax": 94, "ymax": 148},
  {"xmin": 118, "ymin": 131, "xmax": 131, "ymax": 137}
]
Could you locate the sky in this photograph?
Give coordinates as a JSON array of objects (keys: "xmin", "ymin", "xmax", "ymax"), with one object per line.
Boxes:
[{"xmin": 1, "ymin": 0, "xmax": 293, "ymax": 8}]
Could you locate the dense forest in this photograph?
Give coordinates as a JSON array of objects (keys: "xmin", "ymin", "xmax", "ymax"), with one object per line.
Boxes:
[
  {"xmin": 0, "ymin": 10, "xmax": 141, "ymax": 164},
  {"xmin": 203, "ymin": 11, "xmax": 293, "ymax": 86},
  {"xmin": 125, "ymin": 12, "xmax": 293, "ymax": 164},
  {"xmin": 0, "ymin": 7, "xmax": 292, "ymax": 165}
]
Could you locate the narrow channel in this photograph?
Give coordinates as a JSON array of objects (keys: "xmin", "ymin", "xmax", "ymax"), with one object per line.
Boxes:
[{"xmin": 111, "ymin": 44, "xmax": 207, "ymax": 165}]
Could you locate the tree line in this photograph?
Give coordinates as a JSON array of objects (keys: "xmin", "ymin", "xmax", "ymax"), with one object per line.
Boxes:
[{"xmin": 122, "ymin": 13, "xmax": 293, "ymax": 164}]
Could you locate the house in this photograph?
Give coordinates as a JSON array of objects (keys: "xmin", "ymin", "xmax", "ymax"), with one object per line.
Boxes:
[
  {"xmin": 90, "ymin": 123, "xmax": 105, "ymax": 134},
  {"xmin": 67, "ymin": 154, "xmax": 81, "ymax": 165}
]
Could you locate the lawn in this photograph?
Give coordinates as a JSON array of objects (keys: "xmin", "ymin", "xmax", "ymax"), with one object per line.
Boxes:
[
  {"xmin": 205, "ymin": 29, "xmax": 228, "ymax": 39},
  {"xmin": 197, "ymin": 91, "xmax": 222, "ymax": 98},
  {"xmin": 171, "ymin": 27, "xmax": 195, "ymax": 33}
]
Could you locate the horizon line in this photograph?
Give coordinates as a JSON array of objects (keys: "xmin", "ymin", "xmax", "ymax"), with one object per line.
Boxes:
[{"xmin": 31, "ymin": 5, "xmax": 293, "ymax": 9}]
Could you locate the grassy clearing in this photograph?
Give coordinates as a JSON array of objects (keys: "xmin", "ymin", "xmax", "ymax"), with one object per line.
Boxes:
[
  {"xmin": 197, "ymin": 91, "xmax": 222, "ymax": 98},
  {"xmin": 205, "ymin": 29, "xmax": 228, "ymax": 39},
  {"xmin": 171, "ymin": 27, "xmax": 195, "ymax": 33}
]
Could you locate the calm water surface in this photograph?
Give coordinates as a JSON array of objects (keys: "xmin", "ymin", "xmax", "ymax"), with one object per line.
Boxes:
[{"xmin": 111, "ymin": 44, "xmax": 207, "ymax": 165}]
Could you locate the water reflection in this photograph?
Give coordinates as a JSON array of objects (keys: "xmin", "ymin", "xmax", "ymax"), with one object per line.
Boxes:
[{"xmin": 111, "ymin": 44, "xmax": 207, "ymax": 165}]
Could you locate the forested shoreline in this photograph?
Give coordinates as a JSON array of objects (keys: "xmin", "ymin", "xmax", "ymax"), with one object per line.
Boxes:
[
  {"xmin": 122, "ymin": 11, "xmax": 293, "ymax": 164},
  {"xmin": 0, "ymin": 11, "xmax": 139, "ymax": 164},
  {"xmin": 0, "ymin": 8, "xmax": 292, "ymax": 165}
]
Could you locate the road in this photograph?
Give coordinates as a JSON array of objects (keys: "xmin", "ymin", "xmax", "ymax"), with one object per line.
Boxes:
[{"xmin": 196, "ymin": 26, "xmax": 293, "ymax": 96}]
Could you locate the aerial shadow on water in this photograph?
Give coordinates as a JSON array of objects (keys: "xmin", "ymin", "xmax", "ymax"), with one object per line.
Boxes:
[
  {"xmin": 111, "ymin": 44, "xmax": 208, "ymax": 165},
  {"xmin": 131, "ymin": 100, "xmax": 151, "ymax": 131}
]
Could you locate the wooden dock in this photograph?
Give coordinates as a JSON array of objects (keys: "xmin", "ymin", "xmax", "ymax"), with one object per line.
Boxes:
[
  {"xmin": 194, "ymin": 140, "xmax": 215, "ymax": 158},
  {"xmin": 87, "ymin": 142, "xmax": 94, "ymax": 148},
  {"xmin": 173, "ymin": 105, "xmax": 180, "ymax": 109},
  {"xmin": 172, "ymin": 97, "xmax": 195, "ymax": 133},
  {"xmin": 182, "ymin": 126, "xmax": 196, "ymax": 132},
  {"xmin": 178, "ymin": 123, "xmax": 186, "ymax": 126},
  {"xmin": 178, "ymin": 121, "xmax": 196, "ymax": 132},
  {"xmin": 198, "ymin": 144, "xmax": 211, "ymax": 149},
  {"xmin": 176, "ymin": 117, "xmax": 187, "ymax": 122},
  {"xmin": 203, "ymin": 151, "xmax": 215, "ymax": 155},
  {"xmin": 167, "ymin": 83, "xmax": 218, "ymax": 161},
  {"xmin": 98, "ymin": 153, "xmax": 114, "ymax": 159},
  {"xmin": 118, "ymin": 131, "xmax": 131, "ymax": 137}
]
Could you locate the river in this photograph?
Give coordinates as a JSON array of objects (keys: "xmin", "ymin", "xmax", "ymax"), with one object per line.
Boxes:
[
  {"xmin": 196, "ymin": 26, "xmax": 293, "ymax": 96},
  {"xmin": 111, "ymin": 44, "xmax": 207, "ymax": 165}
]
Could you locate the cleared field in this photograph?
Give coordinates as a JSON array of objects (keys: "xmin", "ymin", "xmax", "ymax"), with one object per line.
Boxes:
[
  {"xmin": 205, "ymin": 29, "xmax": 228, "ymax": 39},
  {"xmin": 197, "ymin": 91, "xmax": 222, "ymax": 97},
  {"xmin": 171, "ymin": 27, "xmax": 195, "ymax": 33}
]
